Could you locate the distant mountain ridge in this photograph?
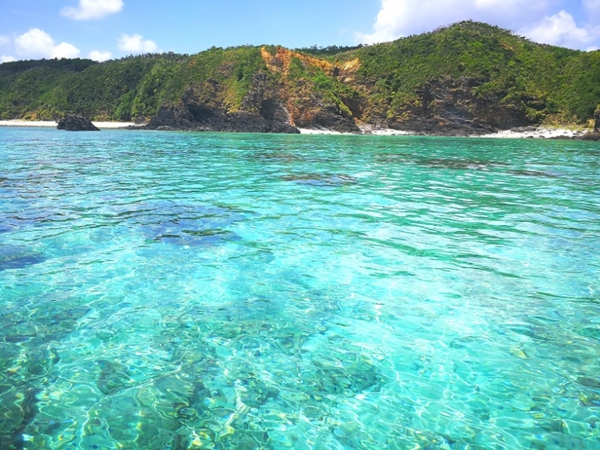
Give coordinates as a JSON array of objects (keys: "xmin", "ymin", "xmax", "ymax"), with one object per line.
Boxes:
[{"xmin": 1, "ymin": 21, "xmax": 599, "ymax": 135}]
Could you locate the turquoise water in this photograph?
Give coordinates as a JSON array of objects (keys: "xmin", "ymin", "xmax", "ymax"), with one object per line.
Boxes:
[{"xmin": 0, "ymin": 128, "xmax": 599, "ymax": 449}]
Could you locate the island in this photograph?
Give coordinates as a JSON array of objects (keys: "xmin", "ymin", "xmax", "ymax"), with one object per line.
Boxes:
[{"xmin": 1, "ymin": 21, "xmax": 599, "ymax": 137}]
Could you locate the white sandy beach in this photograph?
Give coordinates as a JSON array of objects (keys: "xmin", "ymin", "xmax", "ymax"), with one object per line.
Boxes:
[
  {"xmin": 300, "ymin": 125, "xmax": 588, "ymax": 139},
  {"xmin": 300, "ymin": 125, "xmax": 411, "ymax": 135},
  {"xmin": 298, "ymin": 127, "xmax": 345, "ymax": 135},
  {"xmin": 478, "ymin": 127, "xmax": 586, "ymax": 139},
  {"xmin": 0, "ymin": 120, "xmax": 589, "ymax": 138},
  {"xmin": 0, "ymin": 120, "xmax": 138, "ymax": 129}
]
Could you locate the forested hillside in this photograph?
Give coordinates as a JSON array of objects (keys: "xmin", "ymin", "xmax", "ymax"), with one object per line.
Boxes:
[{"xmin": 1, "ymin": 21, "xmax": 599, "ymax": 134}]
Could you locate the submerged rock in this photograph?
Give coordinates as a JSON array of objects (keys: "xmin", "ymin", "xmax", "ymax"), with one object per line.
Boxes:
[
  {"xmin": 111, "ymin": 201, "xmax": 249, "ymax": 247},
  {"xmin": 509, "ymin": 169, "xmax": 561, "ymax": 178},
  {"xmin": 57, "ymin": 114, "xmax": 100, "ymax": 131},
  {"xmin": 282, "ymin": 173, "xmax": 357, "ymax": 187},
  {"xmin": 578, "ymin": 377, "xmax": 600, "ymax": 390},
  {"xmin": 0, "ymin": 245, "xmax": 46, "ymax": 271}
]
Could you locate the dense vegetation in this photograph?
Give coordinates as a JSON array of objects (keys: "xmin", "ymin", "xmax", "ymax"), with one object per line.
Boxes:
[
  {"xmin": 350, "ymin": 22, "xmax": 597, "ymax": 124},
  {"xmin": 0, "ymin": 21, "xmax": 598, "ymax": 127},
  {"xmin": 295, "ymin": 44, "xmax": 365, "ymax": 56}
]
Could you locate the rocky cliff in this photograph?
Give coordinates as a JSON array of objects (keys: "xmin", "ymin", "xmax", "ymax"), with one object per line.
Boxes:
[
  {"xmin": 144, "ymin": 34, "xmax": 573, "ymax": 135},
  {"xmin": 145, "ymin": 87, "xmax": 299, "ymax": 133},
  {"xmin": 145, "ymin": 72, "xmax": 535, "ymax": 135}
]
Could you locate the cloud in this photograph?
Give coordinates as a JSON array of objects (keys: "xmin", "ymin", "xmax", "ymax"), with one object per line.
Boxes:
[
  {"xmin": 61, "ymin": 0, "xmax": 124, "ymax": 21},
  {"xmin": 0, "ymin": 36, "xmax": 10, "ymax": 47},
  {"xmin": 14, "ymin": 28, "xmax": 80, "ymax": 59},
  {"xmin": 53, "ymin": 42, "xmax": 81, "ymax": 59},
  {"xmin": 1, "ymin": 55, "xmax": 17, "ymax": 63},
  {"xmin": 519, "ymin": 11, "xmax": 599, "ymax": 49},
  {"xmin": 15, "ymin": 28, "xmax": 56, "ymax": 57},
  {"xmin": 357, "ymin": 0, "xmax": 600, "ymax": 50},
  {"xmin": 89, "ymin": 50, "xmax": 112, "ymax": 61},
  {"xmin": 117, "ymin": 33, "xmax": 158, "ymax": 53},
  {"xmin": 356, "ymin": 0, "xmax": 552, "ymax": 44}
]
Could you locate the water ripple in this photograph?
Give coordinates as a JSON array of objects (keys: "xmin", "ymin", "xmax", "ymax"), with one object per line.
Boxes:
[{"xmin": 1, "ymin": 129, "xmax": 599, "ymax": 449}]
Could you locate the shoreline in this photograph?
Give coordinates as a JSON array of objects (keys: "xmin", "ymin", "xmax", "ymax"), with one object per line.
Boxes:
[
  {"xmin": 0, "ymin": 120, "xmax": 138, "ymax": 129},
  {"xmin": 300, "ymin": 126, "xmax": 590, "ymax": 139},
  {"xmin": 0, "ymin": 120, "xmax": 594, "ymax": 139}
]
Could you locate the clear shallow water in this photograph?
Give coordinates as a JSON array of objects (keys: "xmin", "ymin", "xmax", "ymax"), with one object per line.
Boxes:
[{"xmin": 0, "ymin": 128, "xmax": 599, "ymax": 450}]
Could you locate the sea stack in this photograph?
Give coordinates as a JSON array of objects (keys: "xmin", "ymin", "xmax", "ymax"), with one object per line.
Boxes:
[{"xmin": 57, "ymin": 114, "xmax": 100, "ymax": 131}]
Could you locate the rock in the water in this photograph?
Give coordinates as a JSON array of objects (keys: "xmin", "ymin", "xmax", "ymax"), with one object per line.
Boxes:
[
  {"xmin": 57, "ymin": 114, "xmax": 100, "ymax": 131},
  {"xmin": 594, "ymin": 106, "xmax": 600, "ymax": 133},
  {"xmin": 581, "ymin": 132, "xmax": 600, "ymax": 141}
]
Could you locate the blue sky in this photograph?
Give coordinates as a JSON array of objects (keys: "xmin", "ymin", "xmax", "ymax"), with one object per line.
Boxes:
[{"xmin": 1, "ymin": 0, "xmax": 599, "ymax": 63}]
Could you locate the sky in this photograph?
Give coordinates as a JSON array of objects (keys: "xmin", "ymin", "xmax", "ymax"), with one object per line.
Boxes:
[{"xmin": 0, "ymin": 0, "xmax": 598, "ymax": 63}]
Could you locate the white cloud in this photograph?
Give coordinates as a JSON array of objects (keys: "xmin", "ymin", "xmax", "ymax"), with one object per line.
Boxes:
[
  {"xmin": 519, "ymin": 11, "xmax": 598, "ymax": 49},
  {"xmin": 61, "ymin": 0, "xmax": 124, "ymax": 21},
  {"xmin": 15, "ymin": 28, "xmax": 56, "ymax": 58},
  {"xmin": 357, "ymin": 0, "xmax": 600, "ymax": 50},
  {"xmin": 117, "ymin": 33, "xmax": 158, "ymax": 53},
  {"xmin": 356, "ymin": 0, "xmax": 552, "ymax": 44},
  {"xmin": 52, "ymin": 42, "xmax": 80, "ymax": 59},
  {"xmin": 14, "ymin": 28, "xmax": 80, "ymax": 59},
  {"xmin": 0, "ymin": 36, "xmax": 10, "ymax": 47},
  {"xmin": 89, "ymin": 50, "xmax": 112, "ymax": 61},
  {"xmin": 1, "ymin": 55, "xmax": 17, "ymax": 63}
]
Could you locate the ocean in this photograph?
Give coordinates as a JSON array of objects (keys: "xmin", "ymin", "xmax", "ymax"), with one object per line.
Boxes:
[{"xmin": 1, "ymin": 127, "xmax": 599, "ymax": 449}]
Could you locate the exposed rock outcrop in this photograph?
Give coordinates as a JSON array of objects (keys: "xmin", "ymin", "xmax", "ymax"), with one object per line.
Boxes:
[
  {"xmin": 57, "ymin": 114, "xmax": 100, "ymax": 131},
  {"xmin": 146, "ymin": 105, "xmax": 300, "ymax": 133},
  {"xmin": 260, "ymin": 47, "xmax": 362, "ymax": 133},
  {"xmin": 294, "ymin": 104, "xmax": 361, "ymax": 133},
  {"xmin": 146, "ymin": 86, "xmax": 299, "ymax": 133},
  {"xmin": 376, "ymin": 77, "xmax": 530, "ymax": 136},
  {"xmin": 594, "ymin": 106, "xmax": 600, "ymax": 133}
]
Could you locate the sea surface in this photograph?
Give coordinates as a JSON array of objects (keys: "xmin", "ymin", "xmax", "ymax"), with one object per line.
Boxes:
[{"xmin": 1, "ymin": 127, "xmax": 599, "ymax": 449}]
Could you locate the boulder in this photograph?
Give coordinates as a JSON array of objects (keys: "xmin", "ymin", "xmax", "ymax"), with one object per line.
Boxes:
[
  {"xmin": 594, "ymin": 106, "xmax": 600, "ymax": 133},
  {"xmin": 57, "ymin": 114, "xmax": 100, "ymax": 131}
]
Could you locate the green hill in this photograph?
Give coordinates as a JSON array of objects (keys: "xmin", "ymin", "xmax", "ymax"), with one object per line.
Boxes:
[{"xmin": 1, "ymin": 21, "xmax": 599, "ymax": 134}]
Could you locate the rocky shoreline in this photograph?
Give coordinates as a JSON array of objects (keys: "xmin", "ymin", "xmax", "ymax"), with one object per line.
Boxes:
[
  {"xmin": 134, "ymin": 81, "xmax": 600, "ymax": 140},
  {"xmin": 139, "ymin": 108, "xmax": 600, "ymax": 140},
  {"xmin": 2, "ymin": 119, "xmax": 599, "ymax": 141}
]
